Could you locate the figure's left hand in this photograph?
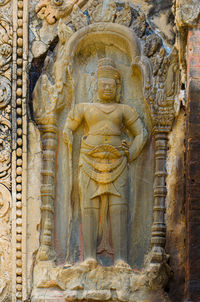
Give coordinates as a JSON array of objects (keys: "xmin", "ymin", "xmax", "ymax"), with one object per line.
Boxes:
[{"xmin": 121, "ymin": 140, "xmax": 129, "ymax": 161}]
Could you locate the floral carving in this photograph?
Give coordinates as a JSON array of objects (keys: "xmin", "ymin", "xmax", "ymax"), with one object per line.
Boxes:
[
  {"xmin": 0, "ymin": 19, "xmax": 12, "ymax": 191},
  {"xmin": 115, "ymin": 2, "xmax": 132, "ymax": 27},
  {"xmin": 35, "ymin": 0, "xmax": 89, "ymax": 24},
  {"xmin": 71, "ymin": 4, "xmax": 88, "ymax": 30},
  {"xmin": 0, "ymin": 16, "xmax": 12, "ymax": 301},
  {"xmin": 88, "ymin": 0, "xmax": 116, "ymax": 23},
  {"xmin": 0, "ymin": 76, "xmax": 11, "ymax": 109},
  {"xmin": 0, "ymin": 19, "xmax": 12, "ymax": 74},
  {"xmin": 0, "ymin": 109, "xmax": 11, "ymax": 189}
]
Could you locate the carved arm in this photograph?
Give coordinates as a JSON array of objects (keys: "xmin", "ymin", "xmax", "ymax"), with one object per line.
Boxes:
[
  {"xmin": 63, "ymin": 104, "xmax": 84, "ymax": 152},
  {"xmin": 127, "ymin": 118, "xmax": 148, "ymax": 161}
]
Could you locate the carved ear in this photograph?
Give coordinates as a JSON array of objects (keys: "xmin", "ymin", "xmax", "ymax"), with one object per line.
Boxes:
[{"xmin": 58, "ymin": 19, "xmax": 73, "ymax": 44}]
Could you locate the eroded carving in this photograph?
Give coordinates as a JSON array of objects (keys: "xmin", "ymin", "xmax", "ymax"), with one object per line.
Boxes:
[
  {"xmin": 63, "ymin": 58, "xmax": 148, "ymax": 265},
  {"xmin": 175, "ymin": 0, "xmax": 200, "ymax": 27},
  {"xmin": 115, "ymin": 3, "xmax": 132, "ymax": 27},
  {"xmin": 32, "ymin": 1, "xmax": 180, "ymax": 300},
  {"xmin": 35, "ymin": 0, "xmax": 89, "ymax": 24},
  {"xmin": 0, "ymin": 109, "xmax": 11, "ymax": 189},
  {"xmin": 131, "ymin": 12, "xmax": 146, "ymax": 38},
  {"xmin": 0, "ymin": 16, "xmax": 12, "ymax": 302},
  {"xmin": 88, "ymin": 0, "xmax": 116, "ymax": 23},
  {"xmin": 0, "ymin": 0, "xmax": 10, "ymax": 6},
  {"xmin": 71, "ymin": 4, "xmax": 88, "ymax": 30},
  {"xmin": 0, "ymin": 184, "xmax": 11, "ymax": 300},
  {"xmin": 0, "ymin": 18, "xmax": 12, "ymax": 75},
  {"xmin": 33, "ymin": 258, "xmax": 171, "ymax": 301},
  {"xmin": 0, "ymin": 76, "xmax": 11, "ymax": 108}
]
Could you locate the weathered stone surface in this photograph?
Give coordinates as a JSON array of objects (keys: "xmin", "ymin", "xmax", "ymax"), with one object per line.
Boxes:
[
  {"xmin": 1, "ymin": 0, "xmax": 199, "ymax": 301},
  {"xmin": 185, "ymin": 25, "xmax": 200, "ymax": 302},
  {"xmin": 175, "ymin": 0, "xmax": 200, "ymax": 28},
  {"xmin": 27, "ymin": 122, "xmax": 42, "ymax": 294},
  {"xmin": 166, "ymin": 110, "xmax": 186, "ymax": 302}
]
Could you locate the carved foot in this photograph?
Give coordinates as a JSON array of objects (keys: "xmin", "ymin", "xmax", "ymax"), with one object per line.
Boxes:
[
  {"xmin": 36, "ymin": 245, "xmax": 56, "ymax": 262},
  {"xmin": 114, "ymin": 259, "xmax": 131, "ymax": 269}
]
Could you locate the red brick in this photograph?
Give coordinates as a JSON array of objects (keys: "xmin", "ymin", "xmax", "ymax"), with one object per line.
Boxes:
[{"xmin": 186, "ymin": 31, "xmax": 200, "ymax": 301}]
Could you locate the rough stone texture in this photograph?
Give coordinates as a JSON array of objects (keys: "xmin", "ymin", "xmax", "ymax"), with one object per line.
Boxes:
[
  {"xmin": 186, "ymin": 25, "xmax": 200, "ymax": 301},
  {"xmin": 166, "ymin": 110, "xmax": 186, "ymax": 302},
  {"xmin": 175, "ymin": 0, "xmax": 200, "ymax": 28},
  {"xmin": 27, "ymin": 122, "xmax": 42, "ymax": 295},
  {"xmin": 29, "ymin": 1, "xmax": 180, "ymax": 300},
  {"xmin": 0, "ymin": 0, "xmax": 199, "ymax": 301}
]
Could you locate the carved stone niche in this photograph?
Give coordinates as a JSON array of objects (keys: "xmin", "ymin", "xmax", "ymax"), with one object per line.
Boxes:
[{"xmin": 31, "ymin": 1, "xmax": 179, "ymax": 301}]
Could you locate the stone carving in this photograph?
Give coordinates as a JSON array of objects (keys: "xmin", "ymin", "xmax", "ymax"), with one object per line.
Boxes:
[
  {"xmin": 0, "ymin": 76, "xmax": 11, "ymax": 108},
  {"xmin": 71, "ymin": 4, "xmax": 88, "ymax": 30},
  {"xmin": 32, "ymin": 1, "xmax": 180, "ymax": 301},
  {"xmin": 0, "ymin": 184, "xmax": 11, "ymax": 301},
  {"xmin": 131, "ymin": 12, "xmax": 146, "ymax": 38},
  {"xmin": 0, "ymin": 184, "xmax": 10, "ymax": 218},
  {"xmin": 174, "ymin": 0, "xmax": 200, "ymax": 28},
  {"xmin": 35, "ymin": 0, "xmax": 89, "ymax": 24},
  {"xmin": 0, "ymin": 108, "xmax": 11, "ymax": 189},
  {"xmin": 33, "ymin": 72, "xmax": 59, "ymax": 261},
  {"xmin": 88, "ymin": 0, "xmax": 116, "ymax": 23},
  {"xmin": 115, "ymin": 3, "xmax": 132, "ymax": 27},
  {"xmin": 0, "ymin": 18, "xmax": 12, "ymax": 75},
  {"xmin": 63, "ymin": 57, "xmax": 148, "ymax": 265},
  {"xmin": 0, "ymin": 15, "xmax": 12, "ymax": 302},
  {"xmin": 140, "ymin": 44, "xmax": 179, "ymax": 265},
  {"xmin": 33, "ymin": 257, "xmax": 171, "ymax": 301},
  {"xmin": 0, "ymin": 0, "xmax": 10, "ymax": 6}
]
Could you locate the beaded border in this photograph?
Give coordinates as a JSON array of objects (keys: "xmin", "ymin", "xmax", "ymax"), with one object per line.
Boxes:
[{"xmin": 12, "ymin": 0, "xmax": 28, "ymax": 301}]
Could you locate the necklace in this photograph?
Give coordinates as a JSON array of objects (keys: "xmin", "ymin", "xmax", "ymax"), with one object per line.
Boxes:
[{"xmin": 94, "ymin": 102, "xmax": 118, "ymax": 114}]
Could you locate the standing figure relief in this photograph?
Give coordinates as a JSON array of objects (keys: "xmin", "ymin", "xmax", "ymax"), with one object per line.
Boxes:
[{"xmin": 63, "ymin": 58, "xmax": 148, "ymax": 267}]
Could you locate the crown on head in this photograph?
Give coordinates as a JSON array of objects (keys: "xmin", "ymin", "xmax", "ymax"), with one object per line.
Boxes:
[{"xmin": 97, "ymin": 58, "xmax": 121, "ymax": 81}]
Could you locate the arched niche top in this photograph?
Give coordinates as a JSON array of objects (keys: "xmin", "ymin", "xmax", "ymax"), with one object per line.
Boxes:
[
  {"xmin": 64, "ymin": 22, "xmax": 141, "ymax": 67},
  {"xmin": 60, "ymin": 22, "xmax": 152, "ymax": 98}
]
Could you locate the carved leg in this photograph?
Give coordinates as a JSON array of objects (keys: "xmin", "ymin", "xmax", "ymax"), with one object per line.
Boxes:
[
  {"xmin": 109, "ymin": 200, "xmax": 128, "ymax": 264},
  {"xmin": 81, "ymin": 202, "xmax": 99, "ymax": 260},
  {"xmin": 97, "ymin": 194, "xmax": 113, "ymax": 254}
]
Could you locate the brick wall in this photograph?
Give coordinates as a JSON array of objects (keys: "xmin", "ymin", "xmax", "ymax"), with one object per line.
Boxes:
[{"xmin": 186, "ymin": 24, "xmax": 200, "ymax": 302}]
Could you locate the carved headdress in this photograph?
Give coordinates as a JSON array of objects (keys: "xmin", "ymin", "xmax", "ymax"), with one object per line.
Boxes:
[{"xmin": 97, "ymin": 58, "xmax": 121, "ymax": 83}]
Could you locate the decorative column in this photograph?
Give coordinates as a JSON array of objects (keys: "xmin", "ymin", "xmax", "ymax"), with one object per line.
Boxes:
[
  {"xmin": 147, "ymin": 47, "xmax": 179, "ymax": 266},
  {"xmin": 37, "ymin": 124, "xmax": 57, "ymax": 261},
  {"xmin": 151, "ymin": 130, "xmax": 168, "ymax": 263},
  {"xmin": 32, "ymin": 71, "xmax": 61, "ymax": 262}
]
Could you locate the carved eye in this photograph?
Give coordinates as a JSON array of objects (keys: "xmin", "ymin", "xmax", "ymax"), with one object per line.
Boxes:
[{"xmin": 53, "ymin": 0, "xmax": 63, "ymax": 6}]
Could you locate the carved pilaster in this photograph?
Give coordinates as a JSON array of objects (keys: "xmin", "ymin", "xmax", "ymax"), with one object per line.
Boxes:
[
  {"xmin": 141, "ymin": 47, "xmax": 180, "ymax": 265},
  {"xmin": 151, "ymin": 131, "xmax": 168, "ymax": 263},
  {"xmin": 37, "ymin": 125, "xmax": 57, "ymax": 261}
]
